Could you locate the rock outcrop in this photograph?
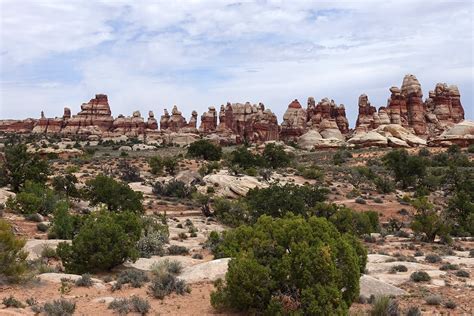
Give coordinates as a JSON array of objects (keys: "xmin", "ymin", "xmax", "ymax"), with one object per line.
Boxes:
[
  {"xmin": 62, "ymin": 94, "xmax": 114, "ymax": 135},
  {"xmin": 0, "ymin": 76, "xmax": 468, "ymax": 147},
  {"xmin": 215, "ymin": 102, "xmax": 279, "ymax": 143},
  {"xmin": 307, "ymin": 97, "xmax": 349, "ymax": 134},
  {"xmin": 429, "ymin": 120, "xmax": 474, "ymax": 147},
  {"xmin": 355, "ymin": 74, "xmax": 465, "ymax": 137},
  {"xmin": 348, "ymin": 124, "xmax": 426, "ymax": 148},
  {"xmin": 281, "ymin": 97, "xmax": 350, "ymax": 142},
  {"xmin": 280, "ymin": 99, "xmax": 307, "ymax": 140}
]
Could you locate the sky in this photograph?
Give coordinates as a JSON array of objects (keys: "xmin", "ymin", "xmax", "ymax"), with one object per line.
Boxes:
[{"xmin": 0, "ymin": 0, "xmax": 473, "ymax": 127}]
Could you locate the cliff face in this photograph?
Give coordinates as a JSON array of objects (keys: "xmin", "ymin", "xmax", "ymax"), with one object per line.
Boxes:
[{"xmin": 0, "ymin": 74, "xmax": 467, "ymax": 145}]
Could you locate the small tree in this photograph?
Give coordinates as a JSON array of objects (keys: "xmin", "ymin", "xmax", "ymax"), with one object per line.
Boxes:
[
  {"xmin": 0, "ymin": 219, "xmax": 28, "ymax": 283},
  {"xmin": 118, "ymin": 160, "xmax": 142, "ymax": 183},
  {"xmin": 149, "ymin": 156, "xmax": 164, "ymax": 175},
  {"xmin": 262, "ymin": 143, "xmax": 291, "ymax": 169},
  {"xmin": 163, "ymin": 157, "xmax": 178, "ymax": 175},
  {"xmin": 57, "ymin": 210, "xmax": 141, "ymax": 273},
  {"xmin": 52, "ymin": 173, "xmax": 80, "ymax": 199},
  {"xmin": 187, "ymin": 139, "xmax": 222, "ymax": 161},
  {"xmin": 1, "ymin": 144, "xmax": 49, "ymax": 192},
  {"xmin": 230, "ymin": 146, "xmax": 265, "ymax": 169},
  {"xmin": 410, "ymin": 197, "xmax": 450, "ymax": 242},
  {"xmin": 383, "ymin": 149, "xmax": 426, "ymax": 188},
  {"xmin": 84, "ymin": 175, "xmax": 143, "ymax": 213}
]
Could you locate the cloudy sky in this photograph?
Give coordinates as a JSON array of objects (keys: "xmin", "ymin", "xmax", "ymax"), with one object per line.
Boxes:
[{"xmin": 0, "ymin": 0, "xmax": 472, "ymax": 126}]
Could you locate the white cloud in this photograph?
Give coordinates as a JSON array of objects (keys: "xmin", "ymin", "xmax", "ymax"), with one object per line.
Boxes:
[{"xmin": 0, "ymin": 0, "xmax": 472, "ymax": 123}]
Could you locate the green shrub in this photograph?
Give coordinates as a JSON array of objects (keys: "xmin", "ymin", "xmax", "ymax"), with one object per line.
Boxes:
[
  {"xmin": 390, "ymin": 265, "xmax": 408, "ymax": 273},
  {"xmin": 411, "ymin": 197, "xmax": 450, "ymax": 243},
  {"xmin": 1, "ymin": 143, "xmax": 49, "ymax": 192},
  {"xmin": 108, "ymin": 298, "xmax": 129, "ymax": 315},
  {"xmin": 40, "ymin": 245, "xmax": 58, "ymax": 259},
  {"xmin": 440, "ymin": 263, "xmax": 459, "ymax": 271},
  {"xmin": 43, "ymin": 299, "xmax": 75, "ymax": 316},
  {"xmin": 244, "ymin": 183, "xmax": 328, "ymax": 223},
  {"xmin": 51, "ymin": 173, "xmax": 80, "ymax": 198},
  {"xmin": 2, "ymin": 295, "xmax": 25, "ymax": 308},
  {"xmin": 108, "ymin": 296, "xmax": 151, "ymax": 315},
  {"xmin": 447, "ymin": 190, "xmax": 474, "ymax": 236},
  {"xmin": 118, "ymin": 160, "xmax": 142, "ymax": 183},
  {"xmin": 7, "ymin": 181, "xmax": 58, "ymax": 215},
  {"xmin": 163, "ymin": 157, "xmax": 178, "ymax": 175},
  {"xmin": 112, "ymin": 269, "xmax": 149, "ymax": 291},
  {"xmin": 406, "ymin": 306, "xmax": 421, "ymax": 316},
  {"xmin": 410, "ymin": 271, "xmax": 431, "ymax": 282},
  {"xmin": 262, "ymin": 143, "xmax": 291, "ymax": 169},
  {"xmin": 229, "ymin": 146, "xmax": 265, "ymax": 169},
  {"xmin": 0, "ymin": 219, "xmax": 28, "ymax": 283},
  {"xmin": 57, "ymin": 210, "xmax": 141, "ymax": 273},
  {"xmin": 333, "ymin": 150, "xmax": 352, "ymax": 165},
  {"xmin": 445, "ymin": 300, "xmax": 457, "ymax": 309},
  {"xmin": 149, "ymin": 156, "xmax": 164, "ymax": 175},
  {"xmin": 137, "ymin": 216, "xmax": 169, "ymax": 258},
  {"xmin": 383, "ymin": 149, "xmax": 426, "ymax": 188},
  {"xmin": 48, "ymin": 201, "xmax": 80, "ymax": 239},
  {"xmin": 151, "ymin": 259, "xmax": 183, "ymax": 276},
  {"xmin": 167, "ymin": 245, "xmax": 189, "ymax": 255},
  {"xmin": 149, "ymin": 272, "xmax": 190, "ymax": 299},
  {"xmin": 212, "ymin": 198, "xmax": 249, "ymax": 227},
  {"xmin": 75, "ymin": 273, "xmax": 93, "ymax": 287},
  {"xmin": 328, "ymin": 208, "xmax": 379, "ymax": 237},
  {"xmin": 84, "ymin": 175, "xmax": 143, "ymax": 213},
  {"xmin": 374, "ymin": 177, "xmax": 395, "ymax": 194},
  {"xmin": 187, "ymin": 139, "xmax": 222, "ymax": 161},
  {"xmin": 468, "ymin": 144, "xmax": 474, "ymax": 154},
  {"xmin": 425, "ymin": 295, "xmax": 442, "ymax": 305},
  {"xmin": 425, "ymin": 253, "xmax": 442, "ymax": 263},
  {"xmin": 210, "ymin": 215, "xmax": 364, "ymax": 314},
  {"xmin": 37, "ymin": 222, "xmax": 49, "ymax": 232},
  {"xmin": 152, "ymin": 180, "xmax": 195, "ymax": 199},
  {"xmin": 455, "ymin": 270, "xmax": 470, "ymax": 278},
  {"xmin": 370, "ymin": 296, "xmax": 399, "ymax": 316}
]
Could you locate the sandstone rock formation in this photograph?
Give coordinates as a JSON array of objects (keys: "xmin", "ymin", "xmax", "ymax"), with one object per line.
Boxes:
[
  {"xmin": 214, "ymin": 102, "xmax": 279, "ymax": 143},
  {"xmin": 282, "ymin": 97, "xmax": 349, "ymax": 145},
  {"xmin": 348, "ymin": 124, "xmax": 426, "ymax": 148},
  {"xmin": 61, "ymin": 94, "xmax": 114, "ymax": 135},
  {"xmin": 0, "ymin": 76, "xmax": 468, "ymax": 147},
  {"xmin": 429, "ymin": 120, "xmax": 474, "ymax": 147},
  {"xmin": 355, "ymin": 74, "xmax": 465, "ymax": 137},
  {"xmin": 280, "ymin": 99, "xmax": 307, "ymax": 140},
  {"xmin": 199, "ymin": 107, "xmax": 218, "ymax": 133},
  {"xmin": 307, "ymin": 97, "xmax": 349, "ymax": 134}
]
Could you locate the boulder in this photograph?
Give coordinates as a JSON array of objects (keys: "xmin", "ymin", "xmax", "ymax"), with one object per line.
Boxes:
[
  {"xmin": 298, "ymin": 130, "xmax": 344, "ymax": 149},
  {"xmin": 123, "ymin": 256, "xmax": 200, "ymax": 271},
  {"xmin": 348, "ymin": 131, "xmax": 388, "ymax": 147},
  {"xmin": 179, "ymin": 258, "xmax": 231, "ymax": 284},
  {"xmin": 23, "ymin": 239, "xmax": 71, "ymax": 260},
  {"xmin": 204, "ymin": 171, "xmax": 267, "ymax": 198},
  {"xmin": 429, "ymin": 120, "xmax": 474, "ymax": 147},
  {"xmin": 359, "ymin": 275, "xmax": 407, "ymax": 298}
]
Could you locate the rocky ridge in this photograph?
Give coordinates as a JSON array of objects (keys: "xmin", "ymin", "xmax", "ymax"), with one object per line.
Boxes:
[{"xmin": 0, "ymin": 75, "xmax": 469, "ymax": 147}]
